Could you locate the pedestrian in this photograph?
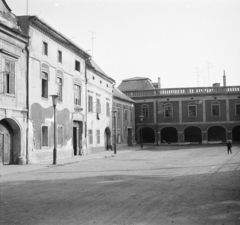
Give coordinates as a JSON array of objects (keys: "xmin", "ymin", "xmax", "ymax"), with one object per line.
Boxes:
[{"xmin": 226, "ymin": 140, "xmax": 232, "ymax": 154}]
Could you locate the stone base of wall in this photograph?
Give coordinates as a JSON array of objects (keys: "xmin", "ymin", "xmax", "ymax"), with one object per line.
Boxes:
[{"xmin": 28, "ymin": 148, "xmax": 73, "ymax": 164}]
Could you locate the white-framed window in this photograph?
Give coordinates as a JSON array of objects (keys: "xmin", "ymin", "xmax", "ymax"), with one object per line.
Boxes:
[
  {"xmin": 124, "ymin": 108, "xmax": 128, "ymax": 120},
  {"xmin": 236, "ymin": 103, "xmax": 240, "ymax": 116},
  {"xmin": 43, "ymin": 41, "xmax": 48, "ymax": 56},
  {"xmin": 41, "ymin": 71, "xmax": 48, "ymax": 98},
  {"xmin": 88, "ymin": 95, "xmax": 93, "ymax": 112},
  {"xmin": 41, "ymin": 125, "xmax": 48, "ymax": 147},
  {"xmin": 3, "ymin": 59, "xmax": 15, "ymax": 95},
  {"xmin": 58, "ymin": 50, "xmax": 62, "ymax": 63},
  {"xmin": 211, "ymin": 103, "xmax": 220, "ymax": 117},
  {"xmin": 74, "ymin": 84, "xmax": 81, "ymax": 105},
  {"xmin": 141, "ymin": 104, "xmax": 149, "ymax": 118},
  {"xmin": 75, "ymin": 60, "xmax": 80, "ymax": 72},
  {"xmin": 57, "ymin": 125, "xmax": 63, "ymax": 146},
  {"xmin": 89, "ymin": 129, "xmax": 93, "ymax": 145},
  {"xmin": 164, "ymin": 105, "xmax": 173, "ymax": 118},
  {"xmin": 57, "ymin": 77, "xmax": 63, "ymax": 102},
  {"xmin": 188, "ymin": 105, "xmax": 197, "ymax": 117},
  {"xmin": 96, "ymin": 130, "xmax": 100, "ymax": 144},
  {"xmin": 96, "ymin": 98, "xmax": 101, "ymax": 114}
]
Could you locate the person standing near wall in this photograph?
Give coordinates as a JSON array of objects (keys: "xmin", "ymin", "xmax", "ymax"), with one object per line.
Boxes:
[{"xmin": 226, "ymin": 141, "xmax": 232, "ymax": 154}]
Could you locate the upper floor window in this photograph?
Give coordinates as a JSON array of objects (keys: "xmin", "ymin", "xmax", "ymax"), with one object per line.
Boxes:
[
  {"xmin": 41, "ymin": 71, "xmax": 48, "ymax": 98},
  {"xmin": 212, "ymin": 104, "xmax": 220, "ymax": 117},
  {"xmin": 74, "ymin": 84, "xmax": 81, "ymax": 105},
  {"xmin": 124, "ymin": 108, "xmax": 128, "ymax": 120},
  {"xmin": 75, "ymin": 60, "xmax": 80, "ymax": 72},
  {"xmin": 117, "ymin": 107, "xmax": 120, "ymax": 119},
  {"xmin": 43, "ymin": 42, "xmax": 48, "ymax": 56},
  {"xmin": 89, "ymin": 129, "xmax": 93, "ymax": 145},
  {"xmin": 96, "ymin": 130, "xmax": 100, "ymax": 144},
  {"xmin": 57, "ymin": 77, "xmax": 63, "ymax": 102},
  {"xmin": 106, "ymin": 102, "xmax": 110, "ymax": 116},
  {"xmin": 235, "ymin": 104, "xmax": 240, "ymax": 116},
  {"xmin": 164, "ymin": 105, "xmax": 173, "ymax": 118},
  {"xmin": 3, "ymin": 59, "xmax": 15, "ymax": 95},
  {"xmin": 141, "ymin": 104, "xmax": 149, "ymax": 118},
  {"xmin": 96, "ymin": 98, "xmax": 101, "ymax": 114},
  {"xmin": 188, "ymin": 105, "xmax": 197, "ymax": 117},
  {"xmin": 41, "ymin": 126, "xmax": 48, "ymax": 147},
  {"xmin": 88, "ymin": 95, "xmax": 93, "ymax": 112},
  {"xmin": 58, "ymin": 50, "xmax": 62, "ymax": 63}
]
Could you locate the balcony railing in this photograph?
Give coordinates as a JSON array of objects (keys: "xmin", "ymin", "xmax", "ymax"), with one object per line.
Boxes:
[{"xmin": 124, "ymin": 86, "xmax": 240, "ymax": 98}]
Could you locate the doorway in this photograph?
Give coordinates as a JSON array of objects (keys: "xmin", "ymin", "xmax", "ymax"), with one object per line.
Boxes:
[{"xmin": 73, "ymin": 121, "xmax": 83, "ymax": 155}]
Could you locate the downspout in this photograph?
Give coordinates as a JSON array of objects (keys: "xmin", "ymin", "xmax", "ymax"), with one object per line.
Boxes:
[{"xmin": 156, "ymin": 100, "xmax": 159, "ymax": 146}]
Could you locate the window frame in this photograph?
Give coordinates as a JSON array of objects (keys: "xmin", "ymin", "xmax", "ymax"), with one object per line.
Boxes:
[
  {"xmin": 41, "ymin": 71, "xmax": 48, "ymax": 98},
  {"xmin": 57, "ymin": 77, "xmax": 63, "ymax": 102},
  {"xmin": 88, "ymin": 129, "xmax": 93, "ymax": 145},
  {"xmin": 117, "ymin": 107, "xmax": 120, "ymax": 120},
  {"xmin": 3, "ymin": 59, "xmax": 15, "ymax": 95},
  {"xmin": 235, "ymin": 103, "xmax": 240, "ymax": 116},
  {"xmin": 88, "ymin": 95, "xmax": 93, "ymax": 112},
  {"xmin": 58, "ymin": 50, "xmax": 62, "ymax": 63},
  {"xmin": 188, "ymin": 105, "xmax": 197, "ymax": 117},
  {"xmin": 75, "ymin": 60, "xmax": 80, "ymax": 72},
  {"xmin": 43, "ymin": 41, "xmax": 48, "ymax": 56},
  {"xmin": 211, "ymin": 104, "xmax": 220, "ymax": 117},
  {"xmin": 141, "ymin": 104, "xmax": 149, "ymax": 119},
  {"xmin": 74, "ymin": 84, "xmax": 81, "ymax": 106},
  {"xmin": 96, "ymin": 98, "xmax": 101, "ymax": 114},
  {"xmin": 124, "ymin": 108, "xmax": 128, "ymax": 120},
  {"xmin": 164, "ymin": 105, "xmax": 173, "ymax": 118},
  {"xmin": 96, "ymin": 130, "xmax": 100, "ymax": 144},
  {"xmin": 41, "ymin": 125, "xmax": 49, "ymax": 148},
  {"xmin": 106, "ymin": 102, "xmax": 110, "ymax": 117}
]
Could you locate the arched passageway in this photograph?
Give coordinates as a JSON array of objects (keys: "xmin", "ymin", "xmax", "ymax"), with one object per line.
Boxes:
[
  {"xmin": 161, "ymin": 127, "xmax": 178, "ymax": 143},
  {"xmin": 141, "ymin": 127, "xmax": 155, "ymax": 143},
  {"xmin": 105, "ymin": 127, "xmax": 111, "ymax": 150},
  {"xmin": 232, "ymin": 125, "xmax": 240, "ymax": 142},
  {"xmin": 184, "ymin": 126, "xmax": 202, "ymax": 143},
  {"xmin": 0, "ymin": 118, "xmax": 21, "ymax": 165},
  {"xmin": 208, "ymin": 126, "xmax": 226, "ymax": 142}
]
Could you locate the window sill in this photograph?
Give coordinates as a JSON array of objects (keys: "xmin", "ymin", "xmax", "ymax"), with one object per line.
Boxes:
[
  {"xmin": 74, "ymin": 105, "xmax": 83, "ymax": 111},
  {"xmin": 4, "ymin": 93, "xmax": 16, "ymax": 97}
]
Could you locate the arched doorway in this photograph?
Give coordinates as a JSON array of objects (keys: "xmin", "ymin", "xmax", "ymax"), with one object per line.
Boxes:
[
  {"xmin": 140, "ymin": 127, "xmax": 155, "ymax": 143},
  {"xmin": 184, "ymin": 126, "xmax": 202, "ymax": 143},
  {"xmin": 232, "ymin": 125, "xmax": 240, "ymax": 142},
  {"xmin": 0, "ymin": 118, "xmax": 21, "ymax": 165},
  {"xmin": 208, "ymin": 126, "xmax": 226, "ymax": 142},
  {"xmin": 161, "ymin": 127, "xmax": 178, "ymax": 143},
  {"xmin": 104, "ymin": 127, "xmax": 111, "ymax": 150}
]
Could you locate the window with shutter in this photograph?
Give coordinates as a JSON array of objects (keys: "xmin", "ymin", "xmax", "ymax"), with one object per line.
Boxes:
[{"xmin": 3, "ymin": 59, "xmax": 15, "ymax": 95}]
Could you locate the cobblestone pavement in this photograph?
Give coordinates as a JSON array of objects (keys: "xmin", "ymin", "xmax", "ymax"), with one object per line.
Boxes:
[{"xmin": 1, "ymin": 145, "xmax": 240, "ymax": 225}]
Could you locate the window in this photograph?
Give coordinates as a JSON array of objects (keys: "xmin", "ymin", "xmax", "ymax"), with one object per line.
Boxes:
[
  {"xmin": 96, "ymin": 98, "xmax": 101, "ymax": 114},
  {"xmin": 164, "ymin": 105, "xmax": 173, "ymax": 118},
  {"xmin": 57, "ymin": 77, "xmax": 62, "ymax": 101},
  {"xmin": 124, "ymin": 109, "xmax": 128, "ymax": 120},
  {"xmin": 106, "ymin": 102, "xmax": 110, "ymax": 116},
  {"xmin": 117, "ymin": 107, "xmax": 120, "ymax": 119},
  {"xmin": 188, "ymin": 105, "xmax": 197, "ymax": 117},
  {"xmin": 142, "ymin": 105, "xmax": 149, "ymax": 118},
  {"xmin": 88, "ymin": 96, "xmax": 93, "ymax": 112},
  {"xmin": 43, "ymin": 42, "xmax": 48, "ymax": 56},
  {"xmin": 74, "ymin": 84, "xmax": 81, "ymax": 105},
  {"xmin": 41, "ymin": 71, "xmax": 48, "ymax": 98},
  {"xmin": 89, "ymin": 130, "xmax": 93, "ymax": 145},
  {"xmin": 96, "ymin": 130, "xmax": 100, "ymax": 144},
  {"xmin": 75, "ymin": 60, "xmax": 80, "ymax": 71},
  {"xmin": 236, "ymin": 104, "xmax": 240, "ymax": 116},
  {"xmin": 57, "ymin": 126, "xmax": 63, "ymax": 146},
  {"xmin": 58, "ymin": 50, "xmax": 62, "ymax": 63},
  {"xmin": 3, "ymin": 59, "xmax": 15, "ymax": 94},
  {"xmin": 42, "ymin": 126, "xmax": 48, "ymax": 147},
  {"xmin": 212, "ymin": 104, "xmax": 220, "ymax": 117}
]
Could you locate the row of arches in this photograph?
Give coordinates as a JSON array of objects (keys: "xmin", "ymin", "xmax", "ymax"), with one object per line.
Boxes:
[{"xmin": 140, "ymin": 125, "xmax": 240, "ymax": 143}]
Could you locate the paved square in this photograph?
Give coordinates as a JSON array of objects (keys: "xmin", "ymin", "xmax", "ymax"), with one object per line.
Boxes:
[{"xmin": 1, "ymin": 145, "xmax": 240, "ymax": 225}]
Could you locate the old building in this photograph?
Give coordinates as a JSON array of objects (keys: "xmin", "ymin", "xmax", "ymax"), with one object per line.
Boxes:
[
  {"xmin": 18, "ymin": 16, "xmax": 91, "ymax": 163},
  {"xmin": 85, "ymin": 59, "xmax": 115, "ymax": 154},
  {"xmin": 0, "ymin": 0, "xmax": 28, "ymax": 165},
  {"xmin": 113, "ymin": 87, "xmax": 135, "ymax": 148},
  {"xmin": 118, "ymin": 75, "xmax": 240, "ymax": 145}
]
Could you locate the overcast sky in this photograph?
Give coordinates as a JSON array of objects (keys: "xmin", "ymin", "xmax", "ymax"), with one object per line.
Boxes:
[{"xmin": 7, "ymin": 0, "xmax": 240, "ymax": 88}]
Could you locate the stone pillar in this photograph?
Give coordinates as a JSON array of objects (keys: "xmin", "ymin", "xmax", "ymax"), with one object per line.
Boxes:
[
  {"xmin": 178, "ymin": 131, "xmax": 184, "ymax": 142},
  {"xmin": 202, "ymin": 131, "xmax": 208, "ymax": 144}
]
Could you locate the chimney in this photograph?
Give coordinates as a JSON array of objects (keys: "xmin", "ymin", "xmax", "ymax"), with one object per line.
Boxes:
[
  {"xmin": 213, "ymin": 83, "xmax": 220, "ymax": 87},
  {"xmin": 223, "ymin": 70, "xmax": 226, "ymax": 86},
  {"xmin": 158, "ymin": 77, "xmax": 161, "ymax": 89}
]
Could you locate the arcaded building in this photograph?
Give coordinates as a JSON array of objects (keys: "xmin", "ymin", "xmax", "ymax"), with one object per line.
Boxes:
[{"xmin": 118, "ymin": 76, "xmax": 240, "ymax": 145}]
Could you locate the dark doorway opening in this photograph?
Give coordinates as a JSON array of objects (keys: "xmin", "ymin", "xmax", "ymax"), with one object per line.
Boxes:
[
  {"xmin": 141, "ymin": 127, "xmax": 155, "ymax": 143},
  {"xmin": 161, "ymin": 127, "xmax": 178, "ymax": 143},
  {"xmin": 104, "ymin": 127, "xmax": 111, "ymax": 150},
  {"xmin": 232, "ymin": 125, "xmax": 240, "ymax": 142},
  {"xmin": 208, "ymin": 126, "xmax": 226, "ymax": 142},
  {"xmin": 73, "ymin": 121, "xmax": 83, "ymax": 155},
  {"xmin": 184, "ymin": 126, "xmax": 202, "ymax": 143},
  {"xmin": 127, "ymin": 128, "xmax": 133, "ymax": 146}
]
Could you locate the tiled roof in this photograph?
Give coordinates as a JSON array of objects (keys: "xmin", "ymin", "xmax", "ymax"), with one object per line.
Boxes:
[
  {"xmin": 118, "ymin": 77, "xmax": 155, "ymax": 91},
  {"xmin": 113, "ymin": 87, "xmax": 135, "ymax": 103}
]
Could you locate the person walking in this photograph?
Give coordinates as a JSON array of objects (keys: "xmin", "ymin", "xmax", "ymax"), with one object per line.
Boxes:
[{"xmin": 226, "ymin": 140, "xmax": 232, "ymax": 154}]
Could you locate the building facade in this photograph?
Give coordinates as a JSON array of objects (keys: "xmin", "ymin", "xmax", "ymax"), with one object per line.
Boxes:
[
  {"xmin": 0, "ymin": 0, "xmax": 28, "ymax": 165},
  {"xmin": 119, "ymin": 77, "xmax": 240, "ymax": 145},
  {"xmin": 18, "ymin": 16, "xmax": 91, "ymax": 163},
  {"xmin": 113, "ymin": 87, "xmax": 135, "ymax": 148},
  {"xmin": 85, "ymin": 59, "xmax": 115, "ymax": 154}
]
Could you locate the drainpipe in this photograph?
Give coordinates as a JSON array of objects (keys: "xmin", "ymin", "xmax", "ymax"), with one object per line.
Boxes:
[{"xmin": 156, "ymin": 100, "xmax": 159, "ymax": 145}]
